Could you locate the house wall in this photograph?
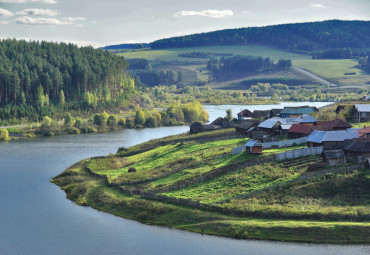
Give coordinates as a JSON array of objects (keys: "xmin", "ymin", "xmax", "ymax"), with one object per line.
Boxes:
[
  {"xmin": 251, "ymin": 146, "xmax": 263, "ymax": 154},
  {"xmin": 326, "ymin": 158, "xmax": 346, "ymax": 165},
  {"xmin": 352, "ymin": 109, "xmax": 370, "ymax": 121}
]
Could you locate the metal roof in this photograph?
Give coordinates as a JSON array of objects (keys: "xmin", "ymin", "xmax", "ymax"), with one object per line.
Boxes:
[
  {"xmin": 280, "ymin": 107, "xmax": 317, "ymax": 115},
  {"xmin": 355, "ymin": 104, "xmax": 370, "ymax": 112},
  {"xmin": 307, "ymin": 130, "xmax": 359, "ymax": 143},
  {"xmin": 245, "ymin": 139, "xmax": 263, "ymax": 147},
  {"xmin": 292, "ymin": 114, "xmax": 317, "ymax": 123},
  {"xmin": 258, "ymin": 119, "xmax": 280, "ymax": 129}
]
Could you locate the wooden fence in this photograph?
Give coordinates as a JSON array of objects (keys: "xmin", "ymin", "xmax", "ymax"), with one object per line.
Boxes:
[{"xmin": 276, "ymin": 146, "xmax": 323, "ymax": 161}]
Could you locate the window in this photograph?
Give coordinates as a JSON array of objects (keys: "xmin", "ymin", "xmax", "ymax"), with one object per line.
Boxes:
[{"xmin": 362, "ymin": 112, "xmax": 366, "ymax": 117}]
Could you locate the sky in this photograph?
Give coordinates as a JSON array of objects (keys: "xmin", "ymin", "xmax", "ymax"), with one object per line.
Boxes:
[{"xmin": 0, "ymin": 0, "xmax": 369, "ymax": 48}]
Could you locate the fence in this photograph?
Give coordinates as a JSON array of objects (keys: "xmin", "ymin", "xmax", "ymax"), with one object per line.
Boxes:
[
  {"xmin": 263, "ymin": 137, "xmax": 307, "ymax": 149},
  {"xmin": 232, "ymin": 145, "xmax": 245, "ymax": 155},
  {"xmin": 232, "ymin": 137, "xmax": 307, "ymax": 155},
  {"xmin": 276, "ymin": 146, "xmax": 323, "ymax": 161}
]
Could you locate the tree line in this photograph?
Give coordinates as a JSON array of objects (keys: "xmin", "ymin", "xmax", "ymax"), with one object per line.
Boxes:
[
  {"xmin": 150, "ymin": 20, "xmax": 370, "ymax": 52},
  {"xmin": 207, "ymin": 56, "xmax": 292, "ymax": 74}
]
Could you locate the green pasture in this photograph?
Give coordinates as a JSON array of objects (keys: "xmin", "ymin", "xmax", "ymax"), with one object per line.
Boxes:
[{"xmin": 120, "ymin": 45, "xmax": 310, "ymax": 62}]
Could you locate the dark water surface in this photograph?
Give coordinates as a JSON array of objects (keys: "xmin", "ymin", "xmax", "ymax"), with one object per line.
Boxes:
[{"xmin": 1, "ymin": 103, "xmax": 368, "ymax": 255}]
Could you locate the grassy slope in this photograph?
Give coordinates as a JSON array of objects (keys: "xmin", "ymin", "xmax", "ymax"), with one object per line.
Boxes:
[
  {"xmin": 293, "ymin": 59, "xmax": 370, "ymax": 87},
  {"xmin": 53, "ymin": 130, "xmax": 370, "ymax": 243},
  {"xmin": 120, "ymin": 45, "xmax": 310, "ymax": 61}
]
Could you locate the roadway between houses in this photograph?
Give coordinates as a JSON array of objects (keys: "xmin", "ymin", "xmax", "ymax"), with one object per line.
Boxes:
[{"xmin": 291, "ymin": 66, "xmax": 338, "ymax": 87}]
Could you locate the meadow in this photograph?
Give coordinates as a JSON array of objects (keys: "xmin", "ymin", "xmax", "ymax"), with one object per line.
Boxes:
[{"xmin": 53, "ymin": 129, "xmax": 370, "ymax": 243}]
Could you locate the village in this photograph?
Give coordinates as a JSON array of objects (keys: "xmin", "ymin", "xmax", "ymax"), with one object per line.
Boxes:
[{"xmin": 190, "ymin": 104, "xmax": 370, "ymax": 167}]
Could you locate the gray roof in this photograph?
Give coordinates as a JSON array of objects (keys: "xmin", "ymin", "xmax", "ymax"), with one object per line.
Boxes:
[
  {"xmin": 292, "ymin": 114, "xmax": 317, "ymax": 123},
  {"xmin": 355, "ymin": 104, "xmax": 370, "ymax": 112},
  {"xmin": 258, "ymin": 119, "xmax": 281, "ymax": 129},
  {"xmin": 307, "ymin": 130, "xmax": 359, "ymax": 143},
  {"xmin": 245, "ymin": 139, "xmax": 263, "ymax": 147},
  {"xmin": 323, "ymin": 150, "xmax": 345, "ymax": 159}
]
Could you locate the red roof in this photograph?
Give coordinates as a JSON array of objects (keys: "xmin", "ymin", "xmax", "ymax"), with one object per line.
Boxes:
[
  {"xmin": 314, "ymin": 119, "xmax": 352, "ymax": 129},
  {"xmin": 288, "ymin": 124, "xmax": 311, "ymax": 134},
  {"xmin": 358, "ymin": 127, "xmax": 370, "ymax": 137}
]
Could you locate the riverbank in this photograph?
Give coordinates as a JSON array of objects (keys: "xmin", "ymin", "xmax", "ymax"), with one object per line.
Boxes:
[{"xmin": 52, "ymin": 129, "xmax": 370, "ymax": 244}]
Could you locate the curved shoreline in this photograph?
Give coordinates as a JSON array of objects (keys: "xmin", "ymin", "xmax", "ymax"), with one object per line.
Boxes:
[{"xmin": 52, "ymin": 158, "xmax": 370, "ymax": 244}]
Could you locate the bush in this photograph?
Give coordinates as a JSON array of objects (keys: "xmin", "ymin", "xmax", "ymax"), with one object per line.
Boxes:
[
  {"xmin": 118, "ymin": 117, "xmax": 126, "ymax": 127},
  {"xmin": 128, "ymin": 167, "xmax": 136, "ymax": 173},
  {"xmin": 65, "ymin": 127, "xmax": 80, "ymax": 134},
  {"xmin": 0, "ymin": 129, "xmax": 10, "ymax": 141},
  {"xmin": 117, "ymin": 146, "xmax": 128, "ymax": 153},
  {"xmin": 107, "ymin": 114, "xmax": 117, "ymax": 127}
]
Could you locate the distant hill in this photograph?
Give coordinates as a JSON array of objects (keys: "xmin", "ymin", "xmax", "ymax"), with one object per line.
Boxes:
[
  {"xmin": 102, "ymin": 43, "xmax": 150, "ymax": 50},
  {"xmin": 149, "ymin": 20, "xmax": 370, "ymax": 52}
]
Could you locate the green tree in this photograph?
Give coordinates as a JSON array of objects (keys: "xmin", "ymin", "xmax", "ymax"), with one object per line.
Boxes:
[
  {"xmin": 0, "ymin": 129, "xmax": 10, "ymax": 141},
  {"xmin": 59, "ymin": 90, "xmax": 65, "ymax": 106},
  {"xmin": 135, "ymin": 108, "xmax": 145, "ymax": 125},
  {"xmin": 64, "ymin": 112, "xmax": 74, "ymax": 128},
  {"xmin": 107, "ymin": 114, "xmax": 117, "ymax": 127},
  {"xmin": 226, "ymin": 109, "xmax": 232, "ymax": 121},
  {"xmin": 118, "ymin": 117, "xmax": 126, "ymax": 127},
  {"xmin": 103, "ymin": 85, "xmax": 111, "ymax": 101},
  {"xmin": 36, "ymin": 85, "xmax": 45, "ymax": 107}
]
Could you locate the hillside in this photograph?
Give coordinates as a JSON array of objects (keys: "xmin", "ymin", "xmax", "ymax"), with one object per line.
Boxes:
[
  {"xmin": 0, "ymin": 39, "xmax": 137, "ymax": 124},
  {"xmin": 53, "ymin": 129, "xmax": 370, "ymax": 243},
  {"xmin": 150, "ymin": 20, "xmax": 370, "ymax": 52}
]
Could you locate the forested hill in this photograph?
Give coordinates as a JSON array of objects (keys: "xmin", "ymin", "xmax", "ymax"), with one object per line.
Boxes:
[
  {"xmin": 150, "ymin": 20, "xmax": 370, "ymax": 52},
  {"xmin": 0, "ymin": 39, "xmax": 134, "ymax": 107}
]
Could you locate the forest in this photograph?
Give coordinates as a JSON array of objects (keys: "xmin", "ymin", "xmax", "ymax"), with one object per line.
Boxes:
[
  {"xmin": 207, "ymin": 55, "xmax": 292, "ymax": 74},
  {"xmin": 150, "ymin": 20, "xmax": 370, "ymax": 52},
  {"xmin": 0, "ymin": 39, "xmax": 136, "ymax": 123}
]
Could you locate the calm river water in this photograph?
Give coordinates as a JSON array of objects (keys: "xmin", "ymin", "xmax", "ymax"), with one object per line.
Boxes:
[{"xmin": 1, "ymin": 103, "xmax": 369, "ymax": 255}]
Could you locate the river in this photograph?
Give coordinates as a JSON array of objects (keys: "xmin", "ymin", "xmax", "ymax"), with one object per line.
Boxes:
[{"xmin": 0, "ymin": 103, "xmax": 369, "ymax": 255}]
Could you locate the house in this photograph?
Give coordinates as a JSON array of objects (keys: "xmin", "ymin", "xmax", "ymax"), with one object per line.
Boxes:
[
  {"xmin": 322, "ymin": 150, "xmax": 346, "ymax": 165},
  {"xmin": 314, "ymin": 118, "xmax": 352, "ymax": 130},
  {"xmin": 357, "ymin": 127, "xmax": 370, "ymax": 138},
  {"xmin": 212, "ymin": 117, "xmax": 234, "ymax": 128},
  {"xmin": 237, "ymin": 109, "xmax": 254, "ymax": 121},
  {"xmin": 306, "ymin": 130, "xmax": 359, "ymax": 149},
  {"xmin": 258, "ymin": 118, "xmax": 283, "ymax": 136},
  {"xmin": 252, "ymin": 110, "xmax": 270, "ymax": 119},
  {"xmin": 352, "ymin": 104, "xmax": 370, "ymax": 122},
  {"xmin": 338, "ymin": 138, "xmax": 370, "ymax": 163},
  {"xmin": 235, "ymin": 121, "xmax": 257, "ymax": 136},
  {"xmin": 258, "ymin": 116, "xmax": 315, "ymax": 137},
  {"xmin": 293, "ymin": 114, "xmax": 317, "ymax": 125},
  {"xmin": 190, "ymin": 122, "xmax": 220, "ymax": 134},
  {"xmin": 251, "ymin": 130, "xmax": 268, "ymax": 142},
  {"xmin": 280, "ymin": 106, "xmax": 318, "ymax": 118},
  {"xmin": 245, "ymin": 139, "xmax": 263, "ymax": 154},
  {"xmin": 288, "ymin": 124, "xmax": 312, "ymax": 139},
  {"xmin": 270, "ymin": 108, "xmax": 283, "ymax": 117}
]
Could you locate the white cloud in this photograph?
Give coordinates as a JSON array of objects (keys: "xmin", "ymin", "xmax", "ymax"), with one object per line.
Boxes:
[
  {"xmin": 0, "ymin": 0, "xmax": 57, "ymax": 4},
  {"xmin": 174, "ymin": 9, "xmax": 234, "ymax": 18},
  {"xmin": 310, "ymin": 3, "xmax": 326, "ymax": 8},
  {"xmin": 16, "ymin": 8, "xmax": 58, "ymax": 16},
  {"xmin": 15, "ymin": 16, "xmax": 69, "ymax": 25},
  {"xmin": 63, "ymin": 17, "xmax": 86, "ymax": 22},
  {"xmin": 0, "ymin": 20, "xmax": 9, "ymax": 24},
  {"xmin": 0, "ymin": 8, "xmax": 14, "ymax": 17}
]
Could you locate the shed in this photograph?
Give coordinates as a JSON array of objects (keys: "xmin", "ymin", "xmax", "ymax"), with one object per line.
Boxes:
[
  {"xmin": 338, "ymin": 138, "xmax": 370, "ymax": 163},
  {"xmin": 322, "ymin": 150, "xmax": 346, "ymax": 165},
  {"xmin": 235, "ymin": 121, "xmax": 257, "ymax": 136},
  {"xmin": 245, "ymin": 139, "xmax": 263, "ymax": 154}
]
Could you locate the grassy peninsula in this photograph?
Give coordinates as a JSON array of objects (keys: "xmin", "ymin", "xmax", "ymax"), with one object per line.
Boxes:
[{"xmin": 52, "ymin": 129, "xmax": 370, "ymax": 243}]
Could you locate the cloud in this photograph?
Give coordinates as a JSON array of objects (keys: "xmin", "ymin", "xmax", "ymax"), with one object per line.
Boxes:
[
  {"xmin": 15, "ymin": 16, "xmax": 69, "ymax": 25},
  {"xmin": 63, "ymin": 17, "xmax": 86, "ymax": 22},
  {"xmin": 0, "ymin": 8, "xmax": 14, "ymax": 17},
  {"xmin": 310, "ymin": 3, "xmax": 326, "ymax": 8},
  {"xmin": 0, "ymin": 0, "xmax": 57, "ymax": 3},
  {"xmin": 174, "ymin": 9, "xmax": 234, "ymax": 18},
  {"xmin": 16, "ymin": 8, "xmax": 58, "ymax": 16},
  {"xmin": 0, "ymin": 20, "xmax": 9, "ymax": 24}
]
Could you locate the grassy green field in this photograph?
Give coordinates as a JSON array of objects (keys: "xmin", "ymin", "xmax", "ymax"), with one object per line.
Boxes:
[
  {"xmin": 293, "ymin": 59, "xmax": 370, "ymax": 87},
  {"xmin": 52, "ymin": 128, "xmax": 370, "ymax": 243},
  {"xmin": 120, "ymin": 45, "xmax": 311, "ymax": 62}
]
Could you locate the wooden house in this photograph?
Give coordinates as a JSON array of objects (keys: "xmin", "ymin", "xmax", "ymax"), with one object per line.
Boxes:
[
  {"xmin": 314, "ymin": 118, "xmax": 352, "ymax": 130},
  {"xmin": 245, "ymin": 139, "xmax": 263, "ymax": 154},
  {"xmin": 237, "ymin": 109, "xmax": 254, "ymax": 121},
  {"xmin": 338, "ymin": 138, "xmax": 370, "ymax": 163},
  {"xmin": 234, "ymin": 121, "xmax": 257, "ymax": 136},
  {"xmin": 357, "ymin": 127, "xmax": 370, "ymax": 138},
  {"xmin": 306, "ymin": 130, "xmax": 359, "ymax": 149},
  {"xmin": 322, "ymin": 150, "xmax": 346, "ymax": 165},
  {"xmin": 352, "ymin": 104, "xmax": 370, "ymax": 122}
]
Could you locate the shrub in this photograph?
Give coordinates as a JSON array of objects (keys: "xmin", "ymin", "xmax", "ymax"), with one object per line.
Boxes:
[
  {"xmin": 0, "ymin": 129, "xmax": 10, "ymax": 141},
  {"xmin": 128, "ymin": 167, "xmax": 137, "ymax": 173},
  {"xmin": 107, "ymin": 114, "xmax": 117, "ymax": 127},
  {"xmin": 118, "ymin": 117, "xmax": 126, "ymax": 127}
]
